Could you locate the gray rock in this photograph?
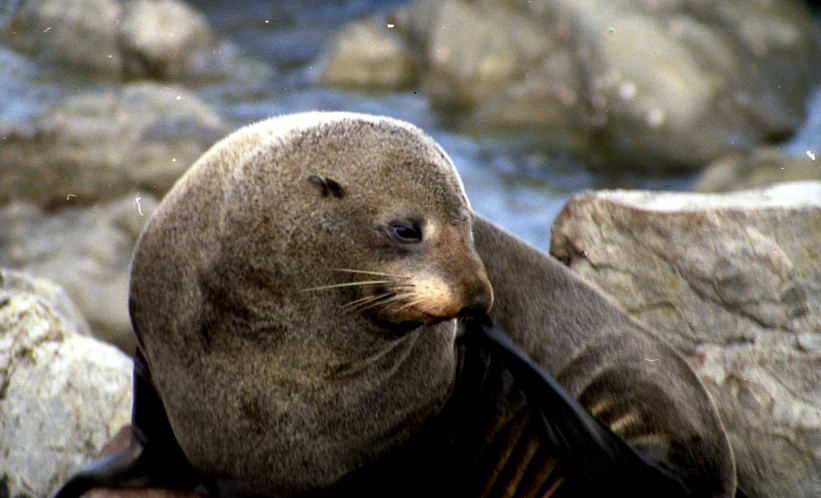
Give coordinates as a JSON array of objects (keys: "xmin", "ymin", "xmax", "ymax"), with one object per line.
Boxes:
[
  {"xmin": 0, "ymin": 194, "xmax": 161, "ymax": 352},
  {"xmin": 0, "ymin": 82, "xmax": 227, "ymax": 207},
  {"xmin": 0, "ymin": 271, "xmax": 132, "ymax": 498},
  {"xmin": 550, "ymin": 181, "xmax": 821, "ymax": 498},
  {"xmin": 1, "ymin": 268, "xmax": 93, "ymax": 338},
  {"xmin": 345, "ymin": 0, "xmax": 821, "ymax": 172},
  {"xmin": 693, "ymin": 147, "xmax": 821, "ymax": 193},
  {"xmin": 2, "ymin": 0, "xmax": 124, "ymax": 74},
  {"xmin": 0, "ymin": 0, "xmax": 268, "ymax": 82},
  {"xmin": 406, "ymin": 0, "xmax": 557, "ymax": 108},
  {"xmin": 118, "ymin": 0, "xmax": 218, "ymax": 80},
  {"xmin": 320, "ymin": 18, "xmax": 419, "ymax": 90}
]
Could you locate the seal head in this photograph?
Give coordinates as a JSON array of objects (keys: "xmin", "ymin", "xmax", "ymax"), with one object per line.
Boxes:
[{"xmin": 128, "ymin": 112, "xmax": 493, "ymax": 495}]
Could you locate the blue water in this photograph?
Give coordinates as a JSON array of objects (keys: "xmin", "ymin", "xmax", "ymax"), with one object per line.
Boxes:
[
  {"xmin": 185, "ymin": 0, "xmax": 702, "ymax": 250},
  {"xmin": 4, "ymin": 0, "xmax": 817, "ymax": 250}
]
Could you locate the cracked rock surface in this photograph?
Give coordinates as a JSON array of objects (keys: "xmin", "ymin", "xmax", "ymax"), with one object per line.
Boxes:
[
  {"xmin": 0, "ymin": 269, "xmax": 132, "ymax": 498},
  {"xmin": 550, "ymin": 181, "xmax": 821, "ymax": 498}
]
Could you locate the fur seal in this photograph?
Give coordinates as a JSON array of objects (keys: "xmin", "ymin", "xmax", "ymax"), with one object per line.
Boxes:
[
  {"xmin": 129, "ymin": 112, "xmax": 492, "ymax": 496},
  {"xmin": 51, "ymin": 112, "xmax": 734, "ymax": 497}
]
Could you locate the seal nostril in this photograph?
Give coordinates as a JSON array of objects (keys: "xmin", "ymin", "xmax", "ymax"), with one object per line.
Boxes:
[{"xmin": 458, "ymin": 290, "xmax": 493, "ymax": 318}]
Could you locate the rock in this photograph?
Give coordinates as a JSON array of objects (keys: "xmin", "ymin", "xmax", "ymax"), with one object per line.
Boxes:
[
  {"xmin": 83, "ymin": 486, "xmax": 205, "ymax": 498},
  {"xmin": 0, "ymin": 194, "xmax": 161, "ymax": 352},
  {"xmin": 118, "ymin": 0, "xmax": 216, "ymax": 80},
  {"xmin": 550, "ymin": 181, "xmax": 821, "ymax": 497},
  {"xmin": 361, "ymin": 0, "xmax": 821, "ymax": 171},
  {"xmin": 0, "ymin": 0, "xmax": 268, "ymax": 82},
  {"xmin": 1, "ymin": 0, "xmax": 124, "ymax": 74},
  {"xmin": 320, "ymin": 18, "xmax": 419, "ymax": 90},
  {"xmin": 397, "ymin": 0, "xmax": 561, "ymax": 107},
  {"xmin": 0, "ymin": 82, "xmax": 227, "ymax": 207},
  {"xmin": 693, "ymin": 147, "xmax": 821, "ymax": 192},
  {"xmin": 0, "ymin": 271, "xmax": 133, "ymax": 498},
  {"xmin": 1, "ymin": 268, "xmax": 93, "ymax": 338}
]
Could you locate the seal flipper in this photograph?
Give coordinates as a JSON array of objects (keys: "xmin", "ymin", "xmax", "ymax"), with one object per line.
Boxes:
[
  {"xmin": 462, "ymin": 315, "xmax": 693, "ymax": 497},
  {"xmin": 50, "ymin": 349, "xmax": 202, "ymax": 498}
]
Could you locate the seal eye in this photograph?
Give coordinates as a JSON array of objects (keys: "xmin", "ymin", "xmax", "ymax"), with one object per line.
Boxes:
[{"xmin": 389, "ymin": 221, "xmax": 422, "ymax": 244}]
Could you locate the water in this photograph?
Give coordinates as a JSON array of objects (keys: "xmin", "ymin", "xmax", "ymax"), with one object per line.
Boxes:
[
  {"xmin": 5, "ymin": 0, "xmax": 816, "ymax": 250},
  {"xmin": 187, "ymin": 0, "xmax": 704, "ymax": 250}
]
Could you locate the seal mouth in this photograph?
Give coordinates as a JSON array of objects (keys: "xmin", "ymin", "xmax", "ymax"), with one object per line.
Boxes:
[
  {"xmin": 366, "ymin": 291, "xmax": 453, "ymax": 325},
  {"xmin": 404, "ymin": 307, "xmax": 451, "ymax": 325},
  {"xmin": 349, "ymin": 280, "xmax": 456, "ymax": 326},
  {"xmin": 326, "ymin": 269, "xmax": 487, "ymax": 326}
]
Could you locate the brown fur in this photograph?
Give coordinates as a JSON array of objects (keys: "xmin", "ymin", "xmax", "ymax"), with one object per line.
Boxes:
[
  {"xmin": 128, "ymin": 113, "xmax": 492, "ymax": 495},
  {"xmin": 467, "ymin": 216, "xmax": 737, "ymax": 497},
  {"xmin": 127, "ymin": 111, "xmax": 735, "ymax": 497}
]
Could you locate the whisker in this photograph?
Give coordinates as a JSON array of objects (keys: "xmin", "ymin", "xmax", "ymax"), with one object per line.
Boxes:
[
  {"xmin": 329, "ymin": 268, "xmax": 410, "ymax": 279},
  {"xmin": 344, "ymin": 291, "xmax": 410, "ymax": 311},
  {"xmin": 396, "ymin": 297, "xmax": 425, "ymax": 312},
  {"xmin": 344, "ymin": 294, "xmax": 388, "ymax": 310},
  {"xmin": 353, "ymin": 293, "xmax": 411, "ymax": 313},
  {"xmin": 359, "ymin": 292, "xmax": 411, "ymax": 311},
  {"xmin": 303, "ymin": 280, "xmax": 394, "ymax": 292},
  {"xmin": 349, "ymin": 298, "xmax": 391, "ymax": 313}
]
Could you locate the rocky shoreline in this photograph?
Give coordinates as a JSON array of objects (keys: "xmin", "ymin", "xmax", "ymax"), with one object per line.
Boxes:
[
  {"xmin": 2, "ymin": 0, "xmax": 821, "ymax": 497},
  {"xmin": 3, "ymin": 182, "xmax": 820, "ymax": 497}
]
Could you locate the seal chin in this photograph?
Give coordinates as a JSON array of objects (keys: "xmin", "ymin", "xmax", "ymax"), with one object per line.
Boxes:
[
  {"xmin": 369, "ymin": 315, "xmax": 426, "ymax": 333},
  {"xmin": 369, "ymin": 289, "xmax": 492, "ymax": 327},
  {"xmin": 369, "ymin": 307, "xmax": 446, "ymax": 328},
  {"xmin": 395, "ymin": 307, "xmax": 450, "ymax": 325}
]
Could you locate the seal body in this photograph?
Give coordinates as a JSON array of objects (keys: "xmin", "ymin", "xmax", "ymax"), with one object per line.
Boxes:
[
  {"xmin": 128, "ymin": 112, "xmax": 493, "ymax": 496},
  {"xmin": 119, "ymin": 111, "xmax": 735, "ymax": 497},
  {"xmin": 462, "ymin": 216, "xmax": 737, "ymax": 497}
]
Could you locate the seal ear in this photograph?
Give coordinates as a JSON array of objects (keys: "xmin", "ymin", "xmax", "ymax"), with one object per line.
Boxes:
[{"xmin": 307, "ymin": 175, "xmax": 345, "ymax": 198}]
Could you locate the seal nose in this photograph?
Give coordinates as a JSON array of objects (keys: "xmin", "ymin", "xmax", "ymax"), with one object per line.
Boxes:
[{"xmin": 457, "ymin": 279, "xmax": 494, "ymax": 318}]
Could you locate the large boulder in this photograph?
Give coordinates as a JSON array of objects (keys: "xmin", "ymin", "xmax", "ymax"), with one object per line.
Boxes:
[
  {"xmin": 0, "ymin": 0, "xmax": 268, "ymax": 82},
  {"xmin": 0, "ymin": 268, "xmax": 93, "ymax": 338},
  {"xmin": 0, "ymin": 270, "xmax": 132, "ymax": 498},
  {"xmin": 323, "ymin": 0, "xmax": 821, "ymax": 172},
  {"xmin": 320, "ymin": 20, "xmax": 419, "ymax": 90},
  {"xmin": 0, "ymin": 194, "xmax": 160, "ymax": 352},
  {"xmin": 694, "ymin": 147, "xmax": 821, "ymax": 192},
  {"xmin": 550, "ymin": 181, "xmax": 821, "ymax": 497},
  {"xmin": 0, "ymin": 82, "xmax": 227, "ymax": 207}
]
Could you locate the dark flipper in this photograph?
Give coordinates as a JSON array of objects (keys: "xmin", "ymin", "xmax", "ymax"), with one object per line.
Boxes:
[
  {"xmin": 50, "ymin": 349, "xmax": 201, "ymax": 498},
  {"xmin": 461, "ymin": 315, "xmax": 693, "ymax": 497},
  {"xmin": 51, "ymin": 318, "xmax": 696, "ymax": 497}
]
